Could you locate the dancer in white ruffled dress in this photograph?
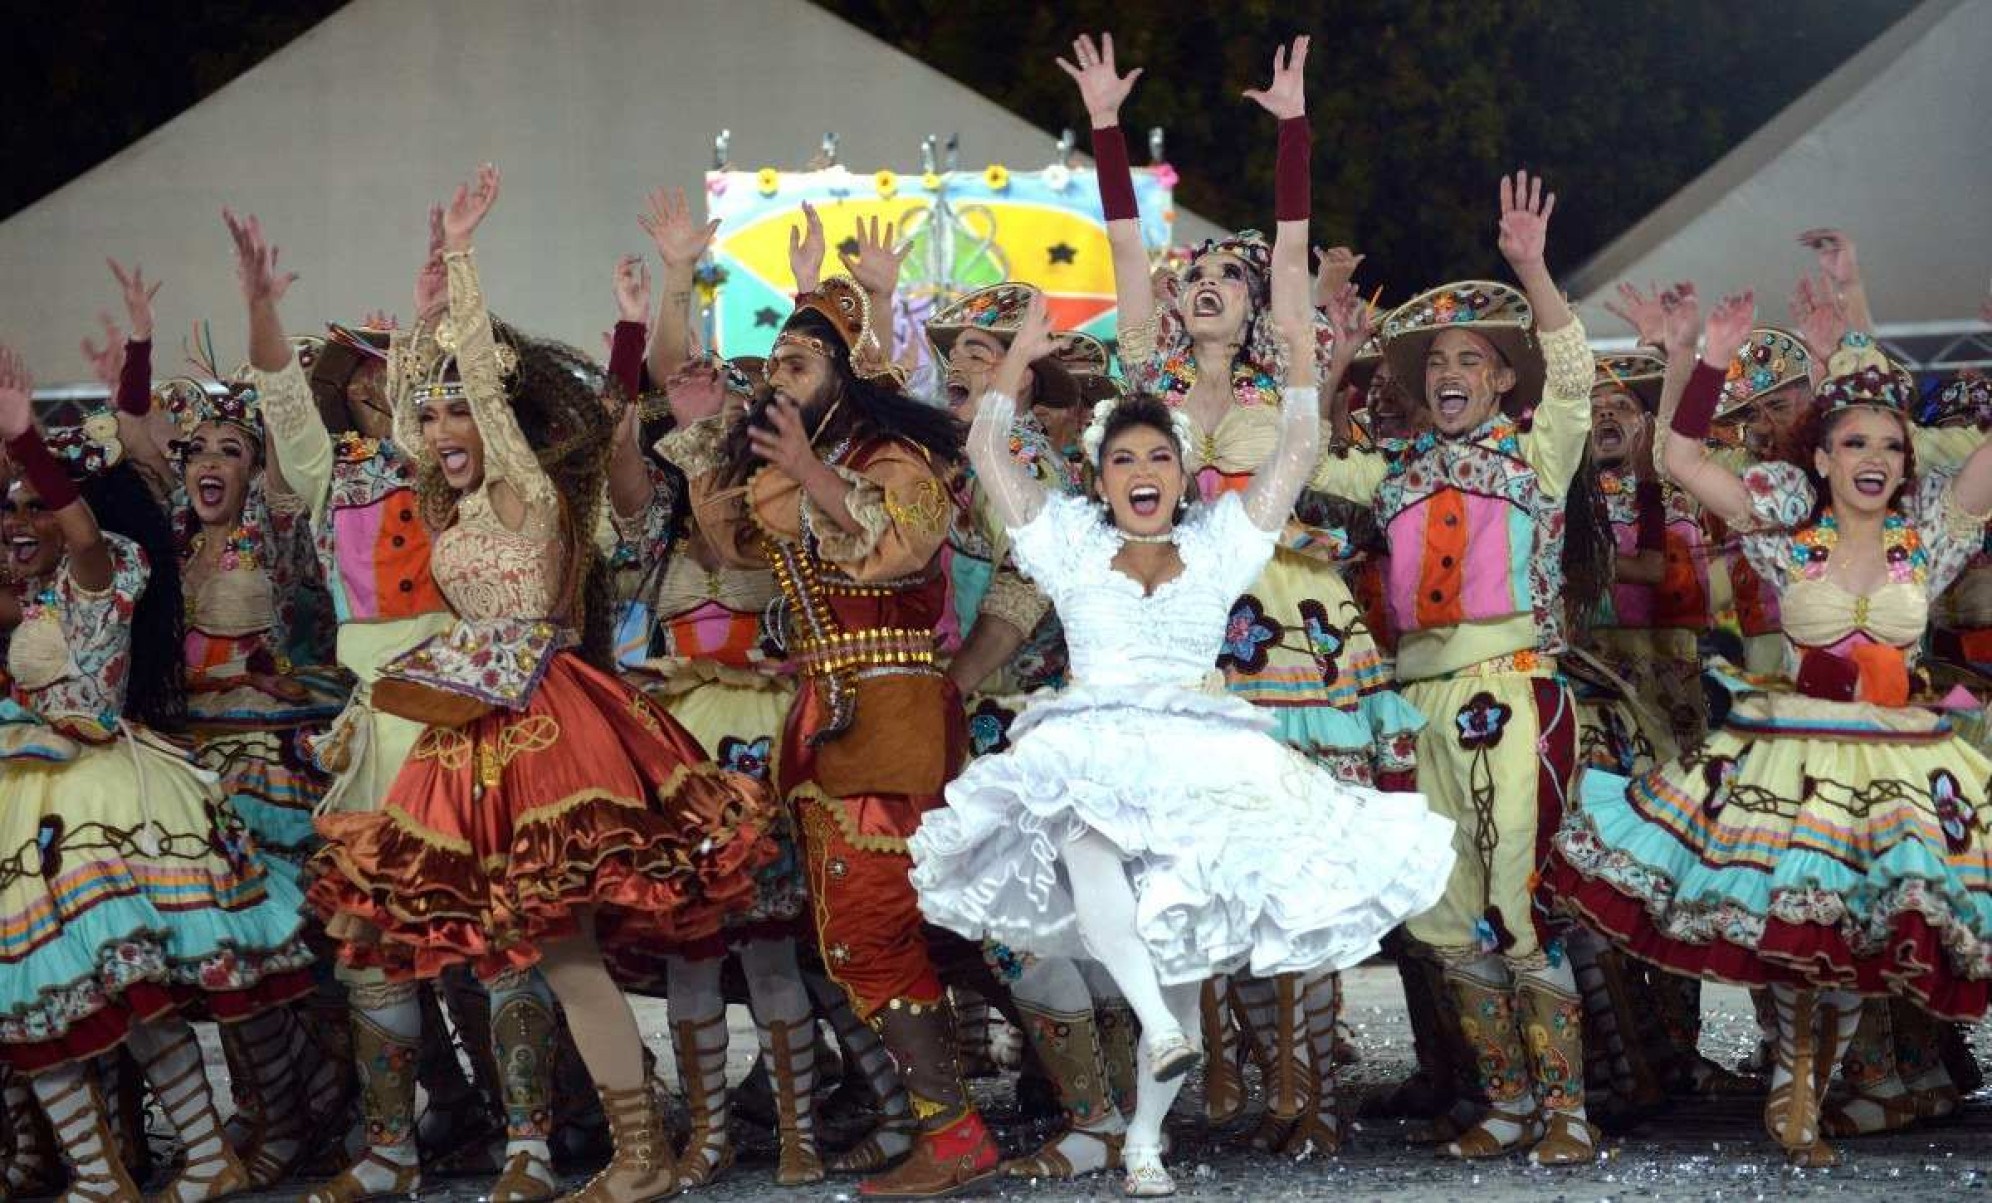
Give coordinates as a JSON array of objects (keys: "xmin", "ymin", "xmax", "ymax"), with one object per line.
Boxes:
[{"xmin": 909, "ymin": 285, "xmax": 1458, "ymax": 1195}]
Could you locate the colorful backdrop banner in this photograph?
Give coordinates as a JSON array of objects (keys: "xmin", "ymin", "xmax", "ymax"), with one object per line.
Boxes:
[{"xmin": 703, "ymin": 163, "xmax": 1175, "ymax": 374}]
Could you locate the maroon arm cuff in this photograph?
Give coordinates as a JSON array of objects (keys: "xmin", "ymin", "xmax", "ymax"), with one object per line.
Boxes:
[
  {"xmin": 1274, "ymin": 116, "xmax": 1311, "ymax": 222},
  {"xmin": 1091, "ymin": 125, "xmax": 1138, "ymax": 223},
  {"xmin": 116, "ymin": 339, "xmax": 152, "ymax": 416},
  {"xmin": 1670, "ymin": 361, "xmax": 1727, "ymax": 441},
  {"xmin": 607, "ymin": 321, "xmax": 647, "ymax": 400},
  {"xmin": 5, "ymin": 428, "xmax": 79, "ymax": 511}
]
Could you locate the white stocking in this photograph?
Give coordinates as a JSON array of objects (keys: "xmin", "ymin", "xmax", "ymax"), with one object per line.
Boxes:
[{"xmin": 1063, "ymin": 831, "xmax": 1181, "ymax": 1044}]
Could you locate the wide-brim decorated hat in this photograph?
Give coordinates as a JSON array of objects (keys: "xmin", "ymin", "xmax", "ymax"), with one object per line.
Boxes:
[
  {"xmin": 1052, "ymin": 331, "xmax": 1121, "ymax": 404},
  {"xmin": 924, "ymin": 282, "xmax": 1044, "ymax": 363},
  {"xmin": 308, "ymin": 322, "xmax": 393, "ymax": 427},
  {"xmin": 1715, "ymin": 327, "xmax": 1810, "ymax": 425},
  {"xmin": 1381, "ymin": 281, "xmax": 1543, "ymax": 419},
  {"xmin": 1592, "ymin": 350, "xmax": 1667, "ymax": 413}
]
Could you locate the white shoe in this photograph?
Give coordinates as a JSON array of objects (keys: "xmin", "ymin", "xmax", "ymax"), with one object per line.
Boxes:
[
  {"xmin": 1122, "ymin": 1143, "xmax": 1175, "ymax": 1197},
  {"xmin": 1147, "ymin": 1030, "xmax": 1200, "ymax": 1083}
]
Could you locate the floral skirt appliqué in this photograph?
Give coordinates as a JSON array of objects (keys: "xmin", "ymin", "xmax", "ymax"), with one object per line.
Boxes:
[
  {"xmin": 309, "ymin": 652, "xmax": 777, "ymax": 980},
  {"xmin": 0, "ymin": 727, "xmax": 315, "ymax": 1070},
  {"xmin": 1550, "ymin": 690, "xmax": 1992, "ymax": 1018}
]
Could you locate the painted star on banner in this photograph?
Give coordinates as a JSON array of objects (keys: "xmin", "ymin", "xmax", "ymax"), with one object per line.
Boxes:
[
  {"xmin": 1047, "ymin": 242, "xmax": 1078, "ymax": 266},
  {"xmin": 754, "ymin": 307, "xmax": 782, "ymax": 328}
]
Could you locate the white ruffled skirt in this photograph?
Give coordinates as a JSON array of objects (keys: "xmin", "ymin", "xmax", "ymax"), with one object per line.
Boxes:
[{"xmin": 909, "ymin": 683, "xmax": 1458, "ymax": 984}]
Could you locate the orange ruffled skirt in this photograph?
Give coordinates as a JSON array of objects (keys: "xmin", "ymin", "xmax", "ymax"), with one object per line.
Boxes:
[{"xmin": 308, "ymin": 652, "xmax": 775, "ymax": 979}]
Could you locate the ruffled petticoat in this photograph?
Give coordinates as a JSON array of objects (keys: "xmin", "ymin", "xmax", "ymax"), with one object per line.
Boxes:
[
  {"xmin": 1551, "ymin": 686, "xmax": 1992, "ymax": 1019},
  {"xmin": 0, "ymin": 721, "xmax": 315, "ymax": 1070},
  {"xmin": 309, "ymin": 652, "xmax": 777, "ymax": 980},
  {"xmin": 188, "ymin": 665, "xmax": 349, "ymax": 888},
  {"xmin": 909, "ymin": 682, "xmax": 1457, "ymax": 985}
]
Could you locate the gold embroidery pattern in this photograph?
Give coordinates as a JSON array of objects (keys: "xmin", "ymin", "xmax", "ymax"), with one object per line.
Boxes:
[
  {"xmin": 412, "ymin": 727, "xmax": 472, "ymax": 771},
  {"xmin": 883, "ymin": 478, "xmax": 951, "ymax": 537},
  {"xmin": 626, "ymin": 691, "xmax": 662, "ymax": 734}
]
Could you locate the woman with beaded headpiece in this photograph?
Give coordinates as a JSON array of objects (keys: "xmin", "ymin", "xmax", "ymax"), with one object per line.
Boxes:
[
  {"xmin": 0, "ymin": 341, "xmax": 318, "ymax": 1203},
  {"xmin": 304, "ymin": 165, "xmax": 778, "ymax": 1203},
  {"xmin": 91, "ymin": 240, "xmax": 356, "ymax": 1188},
  {"xmin": 908, "ymin": 261, "xmax": 1455, "ymax": 1195},
  {"xmin": 1064, "ymin": 30, "xmax": 1427, "ymax": 1155},
  {"xmin": 1551, "ymin": 288, "xmax": 1992, "ymax": 1166}
]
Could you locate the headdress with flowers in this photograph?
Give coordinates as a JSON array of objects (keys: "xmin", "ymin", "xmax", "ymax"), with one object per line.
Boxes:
[
  {"xmin": 1715, "ymin": 327, "xmax": 1811, "ymax": 424},
  {"xmin": 924, "ymin": 282, "xmax": 1044, "ymax": 363},
  {"xmin": 156, "ymin": 321, "xmax": 268, "ymax": 456},
  {"xmin": 1080, "ymin": 396, "xmax": 1197, "ymax": 468},
  {"xmin": 41, "ymin": 410, "xmax": 126, "ymax": 482},
  {"xmin": 1137, "ymin": 231, "xmax": 1289, "ymax": 410},
  {"xmin": 1813, "ymin": 331, "xmax": 1916, "ymax": 416}
]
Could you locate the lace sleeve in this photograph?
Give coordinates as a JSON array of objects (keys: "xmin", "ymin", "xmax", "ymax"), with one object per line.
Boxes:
[
  {"xmin": 247, "ymin": 356, "xmax": 333, "ymax": 518},
  {"xmin": 443, "ymin": 250, "xmax": 557, "ymax": 523},
  {"xmin": 969, "ymin": 390, "xmax": 1048, "ymax": 532},
  {"xmin": 1240, "ymin": 386, "xmax": 1320, "ymax": 532}
]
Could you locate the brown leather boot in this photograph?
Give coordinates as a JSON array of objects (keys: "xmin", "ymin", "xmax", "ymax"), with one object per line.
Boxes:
[
  {"xmin": 554, "ymin": 1084, "xmax": 676, "ymax": 1203},
  {"xmin": 855, "ymin": 1000, "xmax": 998, "ymax": 1199}
]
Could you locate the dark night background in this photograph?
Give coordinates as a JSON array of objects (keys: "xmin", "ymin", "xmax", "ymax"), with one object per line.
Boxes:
[{"xmin": 5, "ymin": 0, "xmax": 1916, "ymax": 297}]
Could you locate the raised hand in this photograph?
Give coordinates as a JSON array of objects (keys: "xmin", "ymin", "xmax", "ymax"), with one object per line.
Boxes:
[
  {"xmin": 786, "ymin": 200, "xmax": 826, "ymax": 294},
  {"xmin": 0, "ymin": 345, "xmax": 35, "ymax": 440},
  {"xmin": 415, "ymin": 204, "xmax": 448, "ymax": 318},
  {"xmin": 441, "ymin": 163, "xmax": 501, "ymax": 252},
  {"xmin": 613, "ymin": 254, "xmax": 652, "ymax": 324},
  {"xmin": 840, "ymin": 216, "xmax": 909, "ymax": 298},
  {"xmin": 1604, "ymin": 281, "xmax": 1668, "ymax": 350},
  {"xmin": 663, "ymin": 359, "xmax": 728, "ymax": 426},
  {"xmin": 222, "ymin": 208, "xmax": 298, "ymax": 306},
  {"xmin": 1660, "ymin": 283, "xmax": 1701, "ymax": 356},
  {"xmin": 1311, "ymin": 246, "xmax": 1364, "ymax": 308},
  {"xmin": 1797, "ymin": 228, "xmax": 1859, "ymax": 290},
  {"xmin": 639, "ymin": 186, "xmax": 719, "ymax": 271},
  {"xmin": 80, "ymin": 313, "xmax": 127, "ymax": 388},
  {"xmin": 1703, "ymin": 291, "xmax": 1756, "ymax": 371},
  {"xmin": 1055, "ymin": 32, "xmax": 1143, "ymax": 126},
  {"xmin": 1322, "ymin": 282, "xmax": 1376, "ymax": 371},
  {"xmin": 1243, "ymin": 35, "xmax": 1310, "ymax": 120},
  {"xmin": 1789, "ymin": 270, "xmax": 1848, "ymax": 359},
  {"xmin": 106, "ymin": 259, "xmax": 161, "ymax": 341},
  {"xmin": 1497, "ymin": 171, "xmax": 1556, "ymax": 269}
]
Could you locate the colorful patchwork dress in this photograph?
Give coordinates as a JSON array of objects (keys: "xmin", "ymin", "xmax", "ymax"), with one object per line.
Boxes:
[
  {"xmin": 0, "ymin": 536, "xmax": 314, "ymax": 1070},
  {"xmin": 1552, "ymin": 463, "xmax": 1992, "ymax": 1018}
]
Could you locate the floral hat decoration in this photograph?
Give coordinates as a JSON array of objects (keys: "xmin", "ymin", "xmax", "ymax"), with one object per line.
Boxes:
[
  {"xmin": 1380, "ymin": 281, "xmax": 1542, "ymax": 416},
  {"xmin": 1715, "ymin": 327, "xmax": 1811, "ymax": 425},
  {"xmin": 924, "ymin": 282, "xmax": 1045, "ymax": 364},
  {"xmin": 1080, "ymin": 397, "xmax": 1197, "ymax": 469},
  {"xmin": 1813, "ymin": 331, "xmax": 1917, "ymax": 417},
  {"xmin": 41, "ymin": 410, "xmax": 126, "ymax": 481},
  {"xmin": 1916, "ymin": 371, "xmax": 1992, "ymax": 430}
]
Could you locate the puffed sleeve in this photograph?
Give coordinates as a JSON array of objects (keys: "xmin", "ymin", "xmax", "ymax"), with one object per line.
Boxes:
[{"xmin": 749, "ymin": 439, "xmax": 955, "ymax": 582}]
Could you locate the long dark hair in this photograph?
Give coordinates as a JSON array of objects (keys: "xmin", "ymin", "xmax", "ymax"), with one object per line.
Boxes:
[
  {"xmin": 84, "ymin": 462, "xmax": 188, "ymax": 731},
  {"xmin": 415, "ymin": 323, "xmax": 621, "ymax": 671},
  {"xmin": 719, "ymin": 309, "xmax": 963, "ymax": 485},
  {"xmin": 1561, "ymin": 455, "xmax": 1616, "ymax": 640}
]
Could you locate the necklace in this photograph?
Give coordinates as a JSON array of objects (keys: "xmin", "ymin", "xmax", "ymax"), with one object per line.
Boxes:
[
  {"xmin": 1791, "ymin": 506, "xmax": 1927, "ymax": 585},
  {"xmin": 1120, "ymin": 530, "xmax": 1177, "ymax": 544}
]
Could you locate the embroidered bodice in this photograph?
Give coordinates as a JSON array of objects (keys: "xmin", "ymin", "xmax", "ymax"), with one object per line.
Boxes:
[
  {"xmin": 185, "ymin": 558, "xmax": 277, "ymax": 640},
  {"xmin": 431, "ymin": 509, "xmax": 564, "ymax": 622},
  {"xmin": 6, "ymin": 534, "xmax": 146, "ymax": 732},
  {"xmin": 1736, "ymin": 461, "xmax": 1986, "ymax": 666},
  {"xmin": 1010, "ymin": 492, "xmax": 1276, "ymax": 690}
]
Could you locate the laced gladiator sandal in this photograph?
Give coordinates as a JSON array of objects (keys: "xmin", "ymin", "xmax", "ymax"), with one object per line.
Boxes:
[
  {"xmin": 32, "ymin": 1070, "xmax": 142, "ymax": 1203},
  {"xmin": 1515, "ymin": 976, "xmax": 1597, "ymax": 1167},
  {"xmin": 1821, "ymin": 999, "xmax": 1916, "ymax": 1139},
  {"xmin": 669, "ymin": 1013, "xmax": 734, "ymax": 1191},
  {"xmin": 218, "ymin": 1015, "xmax": 313, "ymax": 1190},
  {"xmin": 826, "ymin": 1119, "xmax": 917, "ymax": 1176},
  {"xmin": 1198, "ymin": 981, "xmax": 1245, "ymax": 1125},
  {"xmin": 490, "ymin": 1149, "xmax": 558, "ymax": 1203},
  {"xmin": 1528, "ymin": 1113, "xmax": 1602, "ymax": 1167},
  {"xmin": 1438, "ymin": 973, "xmax": 1540, "ymax": 1160},
  {"xmin": 1763, "ymin": 990, "xmax": 1832, "ymax": 1168},
  {"xmin": 303, "ymin": 1001, "xmax": 423, "ymax": 1203},
  {"xmin": 553, "ymin": 1084, "xmax": 676, "ymax": 1203},
  {"xmin": 3, "ymin": 1068, "xmax": 65, "ymax": 1198},
  {"xmin": 1000, "ymin": 1127, "xmax": 1123, "ymax": 1181},
  {"xmin": 1279, "ymin": 973, "xmax": 1346, "ymax": 1158},
  {"xmin": 134, "ymin": 1025, "xmax": 251, "ymax": 1203},
  {"xmin": 299, "ymin": 1151, "xmax": 420, "ymax": 1203},
  {"xmin": 760, "ymin": 1019, "xmax": 825, "ymax": 1187}
]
